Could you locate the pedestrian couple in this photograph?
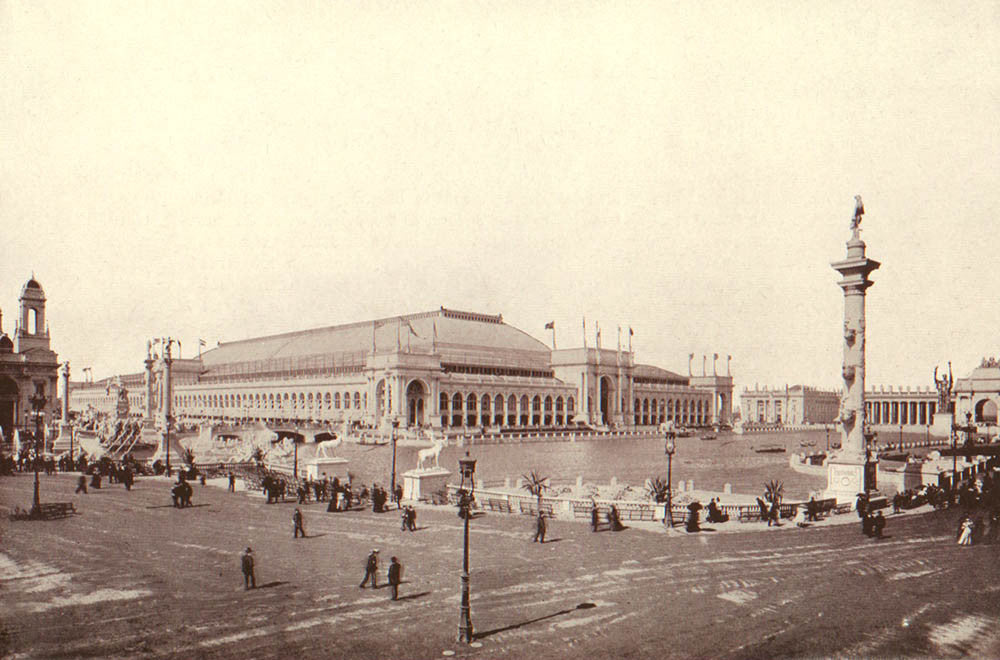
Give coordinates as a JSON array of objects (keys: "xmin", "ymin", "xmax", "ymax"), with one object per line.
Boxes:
[
  {"xmin": 359, "ymin": 549, "xmax": 403, "ymax": 600},
  {"xmin": 400, "ymin": 505, "xmax": 417, "ymax": 532}
]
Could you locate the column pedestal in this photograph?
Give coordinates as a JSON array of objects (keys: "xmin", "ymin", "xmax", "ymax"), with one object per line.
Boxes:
[
  {"xmin": 52, "ymin": 423, "xmax": 73, "ymax": 453},
  {"xmin": 825, "ymin": 459, "xmax": 865, "ymax": 505},
  {"xmin": 930, "ymin": 412, "xmax": 953, "ymax": 438}
]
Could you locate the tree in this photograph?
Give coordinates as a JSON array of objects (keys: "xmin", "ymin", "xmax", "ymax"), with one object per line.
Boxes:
[
  {"xmin": 521, "ymin": 471, "xmax": 550, "ymax": 510},
  {"xmin": 764, "ymin": 479, "xmax": 784, "ymax": 505},
  {"xmin": 647, "ymin": 477, "xmax": 669, "ymax": 503}
]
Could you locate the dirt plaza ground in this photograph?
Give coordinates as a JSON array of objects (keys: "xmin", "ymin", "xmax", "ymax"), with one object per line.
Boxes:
[{"xmin": 2, "ymin": 472, "xmax": 1000, "ymax": 659}]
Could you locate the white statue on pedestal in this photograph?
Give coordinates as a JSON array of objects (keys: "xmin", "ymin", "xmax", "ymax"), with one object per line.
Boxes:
[
  {"xmin": 416, "ymin": 437, "xmax": 445, "ymax": 471},
  {"xmin": 316, "ymin": 436, "xmax": 343, "ymax": 459}
]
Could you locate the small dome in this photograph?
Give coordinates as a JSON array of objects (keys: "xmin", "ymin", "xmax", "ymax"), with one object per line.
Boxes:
[
  {"xmin": 20, "ymin": 276, "xmax": 45, "ymax": 299},
  {"xmin": 0, "ymin": 334, "xmax": 12, "ymax": 353}
]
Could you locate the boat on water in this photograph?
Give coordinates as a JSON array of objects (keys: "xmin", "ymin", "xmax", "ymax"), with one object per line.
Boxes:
[{"xmin": 753, "ymin": 444, "xmax": 786, "ymax": 454}]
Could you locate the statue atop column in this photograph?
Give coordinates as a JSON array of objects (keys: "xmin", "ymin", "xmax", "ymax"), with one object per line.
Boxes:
[
  {"xmin": 934, "ymin": 362, "xmax": 953, "ymax": 410},
  {"xmin": 850, "ymin": 195, "xmax": 865, "ymax": 237}
]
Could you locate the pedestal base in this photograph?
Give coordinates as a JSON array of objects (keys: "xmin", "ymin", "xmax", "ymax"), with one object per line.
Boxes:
[
  {"xmin": 306, "ymin": 457, "xmax": 349, "ymax": 481},
  {"xmin": 825, "ymin": 460, "xmax": 865, "ymax": 505},
  {"xmin": 52, "ymin": 423, "xmax": 73, "ymax": 453},
  {"xmin": 930, "ymin": 412, "xmax": 953, "ymax": 438},
  {"xmin": 402, "ymin": 467, "xmax": 451, "ymax": 501}
]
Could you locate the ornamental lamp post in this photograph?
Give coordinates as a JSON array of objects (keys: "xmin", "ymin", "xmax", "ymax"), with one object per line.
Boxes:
[
  {"xmin": 664, "ymin": 432, "xmax": 676, "ymax": 527},
  {"xmin": 391, "ymin": 418, "xmax": 400, "ymax": 502},
  {"xmin": 457, "ymin": 451, "xmax": 477, "ymax": 643},
  {"xmin": 29, "ymin": 390, "xmax": 47, "ymax": 516},
  {"xmin": 293, "ymin": 432, "xmax": 299, "ymax": 479}
]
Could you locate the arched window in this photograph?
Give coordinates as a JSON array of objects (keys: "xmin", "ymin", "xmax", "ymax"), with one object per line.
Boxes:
[
  {"xmin": 307, "ymin": 393, "xmax": 314, "ymax": 408},
  {"xmin": 481, "ymin": 394, "xmax": 491, "ymax": 426},
  {"xmin": 467, "ymin": 393, "xmax": 477, "ymax": 426},
  {"xmin": 532, "ymin": 396, "xmax": 541, "ymax": 426},
  {"xmin": 334, "ymin": 392, "xmax": 341, "ymax": 408},
  {"xmin": 508, "ymin": 394, "xmax": 518, "ymax": 426},
  {"xmin": 325, "ymin": 392, "xmax": 331, "ymax": 409},
  {"xmin": 452, "ymin": 392, "xmax": 463, "ymax": 427},
  {"xmin": 494, "ymin": 394, "xmax": 504, "ymax": 426},
  {"xmin": 353, "ymin": 392, "xmax": 360, "ymax": 409},
  {"xmin": 567, "ymin": 397, "xmax": 575, "ymax": 414}
]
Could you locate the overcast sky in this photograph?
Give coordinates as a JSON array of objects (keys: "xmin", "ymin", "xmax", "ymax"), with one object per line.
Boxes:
[{"xmin": 2, "ymin": 1, "xmax": 997, "ymax": 394}]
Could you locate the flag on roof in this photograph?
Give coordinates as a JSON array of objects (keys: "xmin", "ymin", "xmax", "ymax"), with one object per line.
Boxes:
[{"xmin": 544, "ymin": 321, "xmax": 554, "ymax": 330}]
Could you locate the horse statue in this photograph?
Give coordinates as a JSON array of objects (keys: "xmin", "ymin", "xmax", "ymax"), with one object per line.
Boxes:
[
  {"xmin": 416, "ymin": 437, "xmax": 445, "ymax": 471},
  {"xmin": 316, "ymin": 436, "xmax": 343, "ymax": 459}
]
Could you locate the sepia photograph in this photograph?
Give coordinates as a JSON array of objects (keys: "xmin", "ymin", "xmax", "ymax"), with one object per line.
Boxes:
[{"xmin": 2, "ymin": 2, "xmax": 999, "ymax": 658}]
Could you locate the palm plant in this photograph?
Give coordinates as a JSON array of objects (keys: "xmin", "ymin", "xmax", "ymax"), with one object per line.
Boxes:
[
  {"xmin": 182, "ymin": 447, "xmax": 196, "ymax": 467},
  {"xmin": 764, "ymin": 479, "xmax": 784, "ymax": 505},
  {"xmin": 521, "ymin": 470, "xmax": 550, "ymax": 510},
  {"xmin": 647, "ymin": 477, "xmax": 669, "ymax": 503}
]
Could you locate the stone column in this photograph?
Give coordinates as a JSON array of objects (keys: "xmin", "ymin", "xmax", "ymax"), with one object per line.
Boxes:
[
  {"xmin": 827, "ymin": 207, "xmax": 880, "ymax": 502},
  {"xmin": 144, "ymin": 356, "xmax": 155, "ymax": 422},
  {"xmin": 60, "ymin": 363, "xmax": 70, "ymax": 423}
]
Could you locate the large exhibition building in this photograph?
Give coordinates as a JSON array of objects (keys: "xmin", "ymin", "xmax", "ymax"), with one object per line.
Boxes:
[{"xmin": 70, "ymin": 308, "xmax": 735, "ymax": 433}]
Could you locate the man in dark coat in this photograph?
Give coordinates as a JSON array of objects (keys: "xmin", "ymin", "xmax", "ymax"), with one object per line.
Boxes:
[
  {"xmin": 388, "ymin": 556, "xmax": 402, "ymax": 601},
  {"xmin": 75, "ymin": 474, "xmax": 88, "ymax": 494},
  {"xmin": 533, "ymin": 512, "xmax": 547, "ymax": 543},
  {"xmin": 872, "ymin": 510, "xmax": 886, "ymax": 539},
  {"xmin": 293, "ymin": 508, "xmax": 305, "ymax": 538},
  {"xmin": 591, "ymin": 502, "xmax": 600, "ymax": 532},
  {"xmin": 359, "ymin": 549, "xmax": 379, "ymax": 588},
  {"xmin": 228, "ymin": 472, "xmax": 236, "ymax": 492},
  {"xmin": 241, "ymin": 547, "xmax": 256, "ymax": 590}
]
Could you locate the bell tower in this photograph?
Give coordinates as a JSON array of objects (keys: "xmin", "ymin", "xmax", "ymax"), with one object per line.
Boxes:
[{"xmin": 15, "ymin": 276, "xmax": 51, "ymax": 354}]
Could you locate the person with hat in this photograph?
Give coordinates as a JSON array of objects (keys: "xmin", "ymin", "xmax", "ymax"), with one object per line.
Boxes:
[
  {"xmin": 359, "ymin": 549, "xmax": 379, "ymax": 588},
  {"xmin": 241, "ymin": 547, "xmax": 256, "ymax": 590}
]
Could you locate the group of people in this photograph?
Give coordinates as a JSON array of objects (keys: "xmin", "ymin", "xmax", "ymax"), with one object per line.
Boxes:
[
  {"xmin": 400, "ymin": 505, "xmax": 417, "ymax": 531},
  {"xmin": 171, "ymin": 477, "xmax": 195, "ymax": 508},
  {"xmin": 588, "ymin": 502, "xmax": 624, "ymax": 533},
  {"xmin": 358, "ymin": 549, "xmax": 404, "ymax": 600}
]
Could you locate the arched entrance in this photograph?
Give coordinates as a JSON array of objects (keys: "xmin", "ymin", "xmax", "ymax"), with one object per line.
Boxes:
[
  {"xmin": 0, "ymin": 377, "xmax": 17, "ymax": 442},
  {"xmin": 375, "ymin": 380, "xmax": 387, "ymax": 419},
  {"xmin": 599, "ymin": 376, "xmax": 613, "ymax": 426},
  {"xmin": 975, "ymin": 398, "xmax": 998, "ymax": 424},
  {"xmin": 407, "ymin": 380, "xmax": 426, "ymax": 427}
]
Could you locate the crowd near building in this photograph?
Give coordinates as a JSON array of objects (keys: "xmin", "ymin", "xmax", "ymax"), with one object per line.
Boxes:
[{"xmin": 69, "ymin": 308, "xmax": 735, "ymax": 434}]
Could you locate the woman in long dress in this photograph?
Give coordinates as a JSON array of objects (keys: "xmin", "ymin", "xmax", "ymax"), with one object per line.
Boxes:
[{"xmin": 957, "ymin": 517, "xmax": 974, "ymax": 546}]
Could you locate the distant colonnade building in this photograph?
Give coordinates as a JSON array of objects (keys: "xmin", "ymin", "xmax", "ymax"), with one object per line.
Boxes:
[{"xmin": 70, "ymin": 308, "xmax": 734, "ymax": 432}]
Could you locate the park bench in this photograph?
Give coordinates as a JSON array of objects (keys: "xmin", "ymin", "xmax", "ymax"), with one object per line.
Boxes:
[
  {"xmin": 810, "ymin": 498, "xmax": 838, "ymax": 518},
  {"xmin": 571, "ymin": 501, "xmax": 608, "ymax": 520},
  {"xmin": 517, "ymin": 500, "xmax": 554, "ymax": 517},
  {"xmin": 833, "ymin": 502, "xmax": 853, "ymax": 515},
  {"xmin": 37, "ymin": 502, "xmax": 76, "ymax": 519},
  {"xmin": 614, "ymin": 502, "xmax": 658, "ymax": 522},
  {"xmin": 737, "ymin": 507, "xmax": 762, "ymax": 523},
  {"xmin": 666, "ymin": 506, "xmax": 690, "ymax": 527}
]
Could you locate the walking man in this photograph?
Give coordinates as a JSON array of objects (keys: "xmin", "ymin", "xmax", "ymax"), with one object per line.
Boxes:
[
  {"xmin": 591, "ymin": 502, "xmax": 600, "ymax": 532},
  {"xmin": 293, "ymin": 507, "xmax": 306, "ymax": 538},
  {"xmin": 388, "ymin": 556, "xmax": 402, "ymax": 601},
  {"xmin": 359, "ymin": 549, "xmax": 379, "ymax": 588},
  {"xmin": 241, "ymin": 547, "xmax": 256, "ymax": 590},
  {"xmin": 75, "ymin": 474, "xmax": 88, "ymax": 494},
  {"xmin": 872, "ymin": 510, "xmax": 886, "ymax": 539},
  {"xmin": 533, "ymin": 511, "xmax": 547, "ymax": 543},
  {"xmin": 228, "ymin": 472, "xmax": 236, "ymax": 492}
]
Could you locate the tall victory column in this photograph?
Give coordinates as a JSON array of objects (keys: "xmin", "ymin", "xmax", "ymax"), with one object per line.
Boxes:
[{"xmin": 827, "ymin": 196, "xmax": 880, "ymax": 503}]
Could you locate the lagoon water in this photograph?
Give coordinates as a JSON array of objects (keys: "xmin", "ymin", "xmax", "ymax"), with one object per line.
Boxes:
[{"xmin": 334, "ymin": 430, "xmax": 837, "ymax": 500}]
